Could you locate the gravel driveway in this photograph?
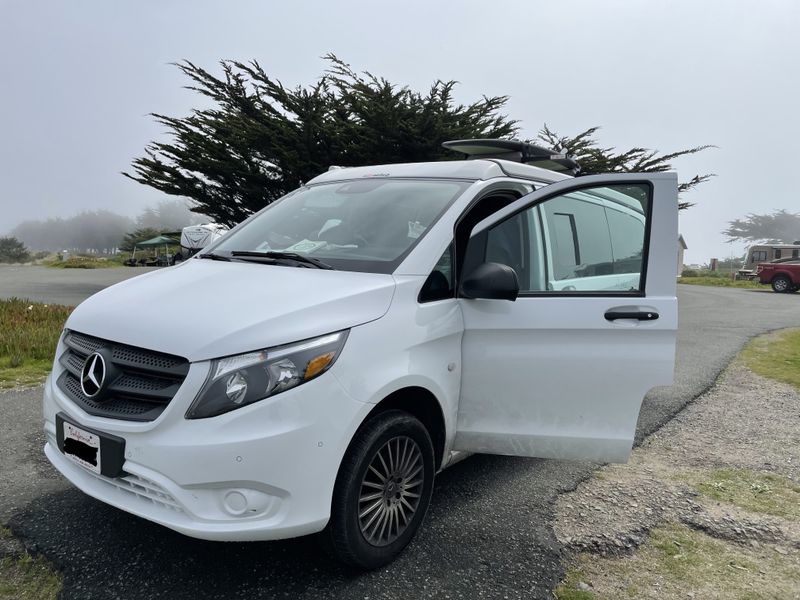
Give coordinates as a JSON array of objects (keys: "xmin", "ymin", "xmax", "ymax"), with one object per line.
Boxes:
[
  {"xmin": 0, "ymin": 285, "xmax": 797, "ymax": 599},
  {"xmin": 555, "ymin": 343, "xmax": 800, "ymax": 598}
]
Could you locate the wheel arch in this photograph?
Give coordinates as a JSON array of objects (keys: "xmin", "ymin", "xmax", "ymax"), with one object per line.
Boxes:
[
  {"xmin": 772, "ymin": 271, "xmax": 793, "ymax": 282},
  {"xmin": 360, "ymin": 387, "xmax": 448, "ymax": 470}
]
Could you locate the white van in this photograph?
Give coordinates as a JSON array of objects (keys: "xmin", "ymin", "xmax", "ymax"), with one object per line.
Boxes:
[{"xmin": 43, "ymin": 141, "xmax": 678, "ymax": 568}]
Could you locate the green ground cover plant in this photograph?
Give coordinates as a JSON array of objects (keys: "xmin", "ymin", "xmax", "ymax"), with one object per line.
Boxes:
[
  {"xmin": 694, "ymin": 468, "xmax": 800, "ymax": 518},
  {"xmin": 556, "ymin": 523, "xmax": 800, "ymax": 599},
  {"xmin": 0, "ymin": 527, "xmax": 62, "ymax": 600},
  {"xmin": 0, "ymin": 299, "xmax": 72, "ymax": 388},
  {"xmin": 740, "ymin": 328, "xmax": 800, "ymax": 389},
  {"xmin": 45, "ymin": 255, "xmax": 123, "ymax": 269},
  {"xmin": 678, "ymin": 275, "xmax": 761, "ymax": 288}
]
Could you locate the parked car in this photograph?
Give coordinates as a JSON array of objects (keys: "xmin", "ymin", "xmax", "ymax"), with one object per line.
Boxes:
[
  {"xmin": 42, "ymin": 140, "xmax": 678, "ymax": 568},
  {"xmin": 738, "ymin": 243, "xmax": 800, "ymax": 278},
  {"xmin": 756, "ymin": 260, "xmax": 800, "ymax": 292}
]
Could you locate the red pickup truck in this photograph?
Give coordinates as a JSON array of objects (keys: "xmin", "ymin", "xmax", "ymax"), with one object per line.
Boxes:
[{"xmin": 756, "ymin": 260, "xmax": 800, "ymax": 293}]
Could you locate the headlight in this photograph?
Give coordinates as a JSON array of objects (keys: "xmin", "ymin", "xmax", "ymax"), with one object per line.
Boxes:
[{"xmin": 185, "ymin": 330, "xmax": 349, "ymax": 419}]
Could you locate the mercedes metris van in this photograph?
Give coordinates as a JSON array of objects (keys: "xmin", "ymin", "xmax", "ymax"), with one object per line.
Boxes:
[{"xmin": 43, "ymin": 140, "xmax": 678, "ymax": 568}]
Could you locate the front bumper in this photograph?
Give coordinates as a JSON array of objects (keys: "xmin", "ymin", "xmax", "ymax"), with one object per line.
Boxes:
[{"xmin": 43, "ymin": 360, "xmax": 372, "ymax": 541}]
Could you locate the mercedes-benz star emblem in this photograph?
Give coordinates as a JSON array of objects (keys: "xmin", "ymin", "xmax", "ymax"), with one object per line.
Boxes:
[{"xmin": 80, "ymin": 353, "xmax": 106, "ymax": 398}]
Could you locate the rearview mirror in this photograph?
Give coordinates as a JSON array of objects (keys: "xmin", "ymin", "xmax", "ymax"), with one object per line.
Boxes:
[{"xmin": 460, "ymin": 262, "xmax": 519, "ymax": 301}]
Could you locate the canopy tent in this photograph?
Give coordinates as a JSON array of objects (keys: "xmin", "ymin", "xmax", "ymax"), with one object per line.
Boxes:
[
  {"xmin": 127, "ymin": 235, "xmax": 181, "ymax": 266},
  {"xmin": 135, "ymin": 235, "xmax": 180, "ymax": 247}
]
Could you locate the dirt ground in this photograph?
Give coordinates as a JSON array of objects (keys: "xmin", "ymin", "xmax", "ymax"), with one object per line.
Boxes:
[{"xmin": 555, "ymin": 334, "xmax": 800, "ymax": 599}]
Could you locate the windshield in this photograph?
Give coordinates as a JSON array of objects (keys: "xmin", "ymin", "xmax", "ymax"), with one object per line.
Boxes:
[{"xmin": 210, "ymin": 178, "xmax": 470, "ymax": 273}]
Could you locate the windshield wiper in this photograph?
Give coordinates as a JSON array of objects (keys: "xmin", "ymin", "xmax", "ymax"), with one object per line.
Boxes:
[
  {"xmin": 230, "ymin": 251, "xmax": 335, "ymax": 270},
  {"xmin": 197, "ymin": 253, "xmax": 232, "ymax": 262}
]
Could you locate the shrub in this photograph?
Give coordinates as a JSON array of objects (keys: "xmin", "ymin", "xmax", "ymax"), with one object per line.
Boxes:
[
  {"xmin": 0, "ymin": 236, "xmax": 31, "ymax": 263},
  {"xmin": 46, "ymin": 257, "xmax": 117, "ymax": 269}
]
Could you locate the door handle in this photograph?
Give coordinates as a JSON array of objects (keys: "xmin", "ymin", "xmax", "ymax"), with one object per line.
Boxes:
[{"xmin": 604, "ymin": 310, "xmax": 659, "ymax": 321}]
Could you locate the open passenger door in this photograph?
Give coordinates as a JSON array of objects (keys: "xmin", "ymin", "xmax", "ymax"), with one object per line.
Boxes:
[{"xmin": 454, "ymin": 173, "xmax": 678, "ymax": 463}]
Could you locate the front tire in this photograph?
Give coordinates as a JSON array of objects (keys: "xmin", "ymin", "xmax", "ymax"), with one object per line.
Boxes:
[
  {"xmin": 326, "ymin": 410, "xmax": 435, "ymax": 569},
  {"xmin": 772, "ymin": 275, "xmax": 792, "ymax": 293}
]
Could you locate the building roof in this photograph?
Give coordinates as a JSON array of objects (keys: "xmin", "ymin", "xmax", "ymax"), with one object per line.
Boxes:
[{"xmin": 748, "ymin": 243, "xmax": 800, "ymax": 249}]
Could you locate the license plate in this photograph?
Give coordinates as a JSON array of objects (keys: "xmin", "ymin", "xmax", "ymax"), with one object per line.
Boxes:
[{"xmin": 62, "ymin": 421, "xmax": 102, "ymax": 474}]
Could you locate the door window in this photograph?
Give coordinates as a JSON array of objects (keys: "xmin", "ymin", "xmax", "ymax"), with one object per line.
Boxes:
[
  {"xmin": 542, "ymin": 195, "xmax": 613, "ymax": 283},
  {"xmin": 476, "ymin": 183, "xmax": 651, "ymax": 294}
]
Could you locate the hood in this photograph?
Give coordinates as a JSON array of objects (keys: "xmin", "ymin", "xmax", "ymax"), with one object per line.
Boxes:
[{"xmin": 66, "ymin": 259, "xmax": 396, "ymax": 361}]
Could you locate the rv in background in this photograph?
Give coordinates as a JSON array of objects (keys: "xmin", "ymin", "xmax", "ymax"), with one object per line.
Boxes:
[
  {"xmin": 739, "ymin": 242, "xmax": 800, "ymax": 277},
  {"xmin": 178, "ymin": 223, "xmax": 229, "ymax": 260}
]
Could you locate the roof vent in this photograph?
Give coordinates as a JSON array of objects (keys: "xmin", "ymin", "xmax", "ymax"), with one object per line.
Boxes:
[{"xmin": 442, "ymin": 139, "xmax": 580, "ymax": 175}]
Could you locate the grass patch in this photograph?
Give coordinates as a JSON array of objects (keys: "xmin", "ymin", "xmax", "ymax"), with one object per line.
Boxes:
[
  {"xmin": 0, "ymin": 299, "xmax": 71, "ymax": 388},
  {"xmin": 557, "ymin": 524, "xmax": 800, "ymax": 599},
  {"xmin": 678, "ymin": 276, "xmax": 762, "ymax": 289},
  {"xmin": 648, "ymin": 525, "xmax": 750, "ymax": 582},
  {"xmin": 0, "ymin": 360, "xmax": 54, "ymax": 390},
  {"xmin": 46, "ymin": 256, "xmax": 121, "ymax": 269},
  {"xmin": 0, "ymin": 525, "xmax": 62, "ymax": 600},
  {"xmin": 693, "ymin": 468, "xmax": 800, "ymax": 518},
  {"xmin": 740, "ymin": 329, "xmax": 800, "ymax": 390},
  {"xmin": 0, "ymin": 554, "xmax": 62, "ymax": 600},
  {"xmin": 554, "ymin": 568, "xmax": 595, "ymax": 599}
]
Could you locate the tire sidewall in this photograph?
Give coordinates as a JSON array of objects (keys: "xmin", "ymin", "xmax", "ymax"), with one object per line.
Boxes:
[
  {"xmin": 329, "ymin": 410, "xmax": 435, "ymax": 569},
  {"xmin": 772, "ymin": 276, "xmax": 790, "ymax": 292}
]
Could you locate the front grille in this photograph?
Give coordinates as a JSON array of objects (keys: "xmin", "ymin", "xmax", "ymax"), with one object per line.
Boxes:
[
  {"xmin": 119, "ymin": 473, "xmax": 183, "ymax": 512},
  {"xmin": 77, "ymin": 465, "xmax": 183, "ymax": 513},
  {"xmin": 57, "ymin": 330, "xmax": 190, "ymax": 422}
]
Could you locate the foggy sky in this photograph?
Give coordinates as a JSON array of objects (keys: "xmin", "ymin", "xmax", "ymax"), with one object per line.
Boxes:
[{"xmin": 1, "ymin": 0, "xmax": 798, "ymax": 263}]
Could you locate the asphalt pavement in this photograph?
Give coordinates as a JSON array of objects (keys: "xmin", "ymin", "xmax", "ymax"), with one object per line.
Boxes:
[
  {"xmin": 0, "ymin": 283, "xmax": 798, "ymax": 599},
  {"xmin": 0, "ymin": 265, "xmax": 158, "ymax": 306}
]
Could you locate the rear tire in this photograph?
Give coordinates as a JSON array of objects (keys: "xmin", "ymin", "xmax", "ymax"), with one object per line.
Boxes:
[
  {"xmin": 326, "ymin": 410, "xmax": 435, "ymax": 569},
  {"xmin": 772, "ymin": 275, "xmax": 792, "ymax": 293}
]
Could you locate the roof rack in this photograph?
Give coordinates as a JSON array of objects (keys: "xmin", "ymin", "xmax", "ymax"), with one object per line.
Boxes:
[{"xmin": 442, "ymin": 139, "xmax": 580, "ymax": 175}]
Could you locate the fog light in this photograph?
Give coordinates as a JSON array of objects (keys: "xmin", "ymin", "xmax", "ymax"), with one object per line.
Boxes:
[
  {"xmin": 225, "ymin": 372, "xmax": 248, "ymax": 404},
  {"xmin": 221, "ymin": 488, "xmax": 279, "ymax": 517},
  {"xmin": 223, "ymin": 490, "xmax": 248, "ymax": 515}
]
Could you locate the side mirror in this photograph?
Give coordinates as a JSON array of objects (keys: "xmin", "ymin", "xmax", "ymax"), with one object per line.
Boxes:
[{"xmin": 460, "ymin": 262, "xmax": 519, "ymax": 301}]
